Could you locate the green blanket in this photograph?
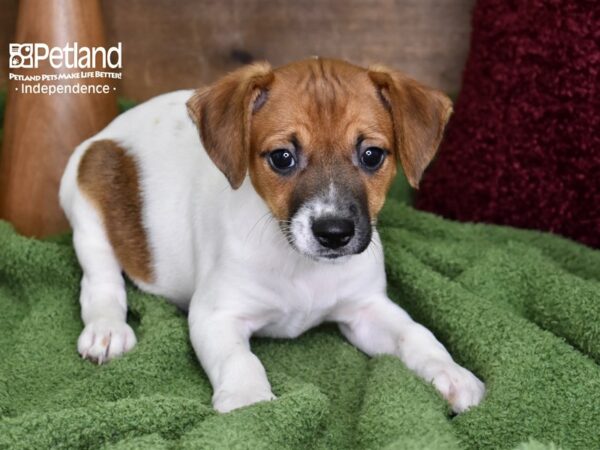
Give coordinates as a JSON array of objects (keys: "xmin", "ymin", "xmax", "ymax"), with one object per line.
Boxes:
[{"xmin": 1, "ymin": 200, "xmax": 599, "ymax": 450}]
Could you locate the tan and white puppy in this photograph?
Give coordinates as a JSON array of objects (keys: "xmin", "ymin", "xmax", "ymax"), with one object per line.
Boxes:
[{"xmin": 60, "ymin": 58, "xmax": 485, "ymax": 413}]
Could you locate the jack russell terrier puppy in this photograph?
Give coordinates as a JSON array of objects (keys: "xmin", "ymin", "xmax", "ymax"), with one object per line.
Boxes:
[{"xmin": 60, "ymin": 58, "xmax": 485, "ymax": 414}]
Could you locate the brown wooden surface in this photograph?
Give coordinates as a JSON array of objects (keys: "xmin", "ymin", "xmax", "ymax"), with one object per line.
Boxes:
[
  {"xmin": 0, "ymin": 0, "xmax": 17, "ymax": 89},
  {"xmin": 2, "ymin": 0, "xmax": 475, "ymax": 97},
  {"xmin": 102, "ymin": 0, "xmax": 475, "ymax": 101},
  {"xmin": 0, "ymin": 0, "xmax": 118, "ymax": 237}
]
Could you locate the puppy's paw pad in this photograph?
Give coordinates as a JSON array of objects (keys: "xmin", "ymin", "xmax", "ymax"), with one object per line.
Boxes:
[
  {"xmin": 78, "ymin": 319, "xmax": 137, "ymax": 364},
  {"xmin": 213, "ymin": 389, "xmax": 276, "ymax": 413},
  {"xmin": 430, "ymin": 362, "xmax": 485, "ymax": 413}
]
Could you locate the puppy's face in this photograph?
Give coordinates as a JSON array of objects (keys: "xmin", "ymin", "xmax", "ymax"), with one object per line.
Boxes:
[
  {"xmin": 248, "ymin": 63, "xmax": 395, "ymax": 259},
  {"xmin": 188, "ymin": 59, "xmax": 452, "ymax": 260}
]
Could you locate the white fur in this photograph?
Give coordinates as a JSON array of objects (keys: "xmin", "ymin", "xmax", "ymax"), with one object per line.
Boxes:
[
  {"xmin": 60, "ymin": 90, "xmax": 485, "ymax": 413},
  {"xmin": 290, "ymin": 182, "xmax": 346, "ymax": 257}
]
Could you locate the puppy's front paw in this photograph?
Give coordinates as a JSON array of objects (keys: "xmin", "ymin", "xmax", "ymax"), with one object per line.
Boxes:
[
  {"xmin": 212, "ymin": 388, "xmax": 276, "ymax": 413},
  {"xmin": 78, "ymin": 319, "xmax": 137, "ymax": 364},
  {"xmin": 427, "ymin": 360, "xmax": 485, "ymax": 413}
]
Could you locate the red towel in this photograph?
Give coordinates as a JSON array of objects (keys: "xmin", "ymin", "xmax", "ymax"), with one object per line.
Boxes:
[{"xmin": 416, "ymin": 0, "xmax": 600, "ymax": 248}]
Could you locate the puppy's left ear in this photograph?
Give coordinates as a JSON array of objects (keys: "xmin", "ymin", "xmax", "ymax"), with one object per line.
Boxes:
[
  {"xmin": 368, "ymin": 67, "xmax": 452, "ymax": 188},
  {"xmin": 187, "ymin": 62, "xmax": 274, "ymax": 189}
]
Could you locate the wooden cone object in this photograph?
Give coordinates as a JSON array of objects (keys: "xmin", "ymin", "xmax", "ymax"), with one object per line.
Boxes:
[{"xmin": 0, "ymin": 0, "xmax": 118, "ymax": 237}]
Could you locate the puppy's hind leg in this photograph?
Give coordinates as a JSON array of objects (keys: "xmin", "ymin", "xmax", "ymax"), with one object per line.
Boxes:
[{"xmin": 70, "ymin": 194, "xmax": 136, "ymax": 364}]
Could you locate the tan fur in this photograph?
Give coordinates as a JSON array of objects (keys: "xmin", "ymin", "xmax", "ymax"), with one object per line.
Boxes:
[
  {"xmin": 368, "ymin": 65, "xmax": 453, "ymax": 188},
  {"xmin": 186, "ymin": 62, "xmax": 274, "ymax": 189},
  {"xmin": 188, "ymin": 58, "xmax": 451, "ymax": 222},
  {"xmin": 249, "ymin": 59, "xmax": 397, "ymax": 220},
  {"xmin": 77, "ymin": 139, "xmax": 154, "ymax": 283}
]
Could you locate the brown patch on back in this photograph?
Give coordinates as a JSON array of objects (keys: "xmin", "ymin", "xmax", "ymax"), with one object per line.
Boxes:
[{"xmin": 77, "ymin": 139, "xmax": 154, "ymax": 283}]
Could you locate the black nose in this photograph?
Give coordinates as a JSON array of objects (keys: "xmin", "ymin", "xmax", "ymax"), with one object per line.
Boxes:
[{"xmin": 311, "ymin": 218, "xmax": 355, "ymax": 249}]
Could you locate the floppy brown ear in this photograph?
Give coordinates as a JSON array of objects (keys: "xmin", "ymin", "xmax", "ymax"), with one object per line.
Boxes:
[
  {"xmin": 187, "ymin": 62, "xmax": 274, "ymax": 189},
  {"xmin": 368, "ymin": 67, "xmax": 452, "ymax": 188}
]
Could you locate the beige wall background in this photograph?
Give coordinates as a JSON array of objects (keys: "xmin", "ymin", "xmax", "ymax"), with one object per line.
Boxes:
[{"xmin": 0, "ymin": 0, "xmax": 475, "ymax": 101}]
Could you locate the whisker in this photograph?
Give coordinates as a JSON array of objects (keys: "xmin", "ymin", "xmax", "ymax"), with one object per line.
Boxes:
[
  {"xmin": 258, "ymin": 213, "xmax": 278, "ymax": 243},
  {"xmin": 245, "ymin": 212, "xmax": 272, "ymax": 242}
]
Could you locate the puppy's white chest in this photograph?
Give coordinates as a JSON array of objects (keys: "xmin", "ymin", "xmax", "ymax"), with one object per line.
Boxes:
[{"xmin": 255, "ymin": 266, "xmax": 342, "ymax": 338}]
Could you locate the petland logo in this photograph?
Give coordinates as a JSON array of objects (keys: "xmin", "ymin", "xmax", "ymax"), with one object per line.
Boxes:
[
  {"xmin": 9, "ymin": 42, "xmax": 123, "ymax": 96},
  {"xmin": 9, "ymin": 42, "xmax": 122, "ymax": 69}
]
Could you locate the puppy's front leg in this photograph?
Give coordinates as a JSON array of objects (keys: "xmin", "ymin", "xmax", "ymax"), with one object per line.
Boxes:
[
  {"xmin": 334, "ymin": 296, "xmax": 485, "ymax": 413},
  {"xmin": 188, "ymin": 300, "xmax": 275, "ymax": 413}
]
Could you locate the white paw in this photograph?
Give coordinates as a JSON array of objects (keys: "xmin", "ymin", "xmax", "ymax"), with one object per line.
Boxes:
[
  {"xmin": 427, "ymin": 360, "xmax": 485, "ymax": 413},
  {"xmin": 212, "ymin": 388, "xmax": 276, "ymax": 413},
  {"xmin": 77, "ymin": 319, "xmax": 137, "ymax": 364}
]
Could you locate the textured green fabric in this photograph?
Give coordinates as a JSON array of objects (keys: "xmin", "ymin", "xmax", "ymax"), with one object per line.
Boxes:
[{"xmin": 1, "ymin": 200, "xmax": 599, "ymax": 449}]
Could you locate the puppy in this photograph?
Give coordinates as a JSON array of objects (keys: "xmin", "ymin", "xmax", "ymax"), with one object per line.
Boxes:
[{"xmin": 60, "ymin": 58, "xmax": 485, "ymax": 413}]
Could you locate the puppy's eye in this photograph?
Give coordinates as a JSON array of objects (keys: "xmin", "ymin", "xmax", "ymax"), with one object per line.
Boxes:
[
  {"xmin": 268, "ymin": 149, "xmax": 296, "ymax": 173},
  {"xmin": 360, "ymin": 147, "xmax": 386, "ymax": 171}
]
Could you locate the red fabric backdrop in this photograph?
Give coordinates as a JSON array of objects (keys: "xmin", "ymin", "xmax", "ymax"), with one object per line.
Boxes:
[{"xmin": 415, "ymin": 0, "xmax": 600, "ymax": 248}]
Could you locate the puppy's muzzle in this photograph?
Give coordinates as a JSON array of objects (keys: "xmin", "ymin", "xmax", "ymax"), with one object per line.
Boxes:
[
  {"xmin": 311, "ymin": 217, "xmax": 355, "ymax": 249},
  {"xmin": 286, "ymin": 183, "xmax": 371, "ymax": 260}
]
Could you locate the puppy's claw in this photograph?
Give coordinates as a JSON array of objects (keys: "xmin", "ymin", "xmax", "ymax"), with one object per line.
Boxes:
[
  {"xmin": 78, "ymin": 319, "xmax": 137, "ymax": 364},
  {"xmin": 104, "ymin": 332, "xmax": 112, "ymax": 360}
]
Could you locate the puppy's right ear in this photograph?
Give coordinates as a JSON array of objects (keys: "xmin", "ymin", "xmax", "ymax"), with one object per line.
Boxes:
[{"xmin": 187, "ymin": 62, "xmax": 274, "ymax": 189}]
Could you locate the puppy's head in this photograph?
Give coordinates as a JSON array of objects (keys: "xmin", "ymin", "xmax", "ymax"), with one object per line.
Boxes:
[{"xmin": 187, "ymin": 58, "xmax": 452, "ymax": 260}]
